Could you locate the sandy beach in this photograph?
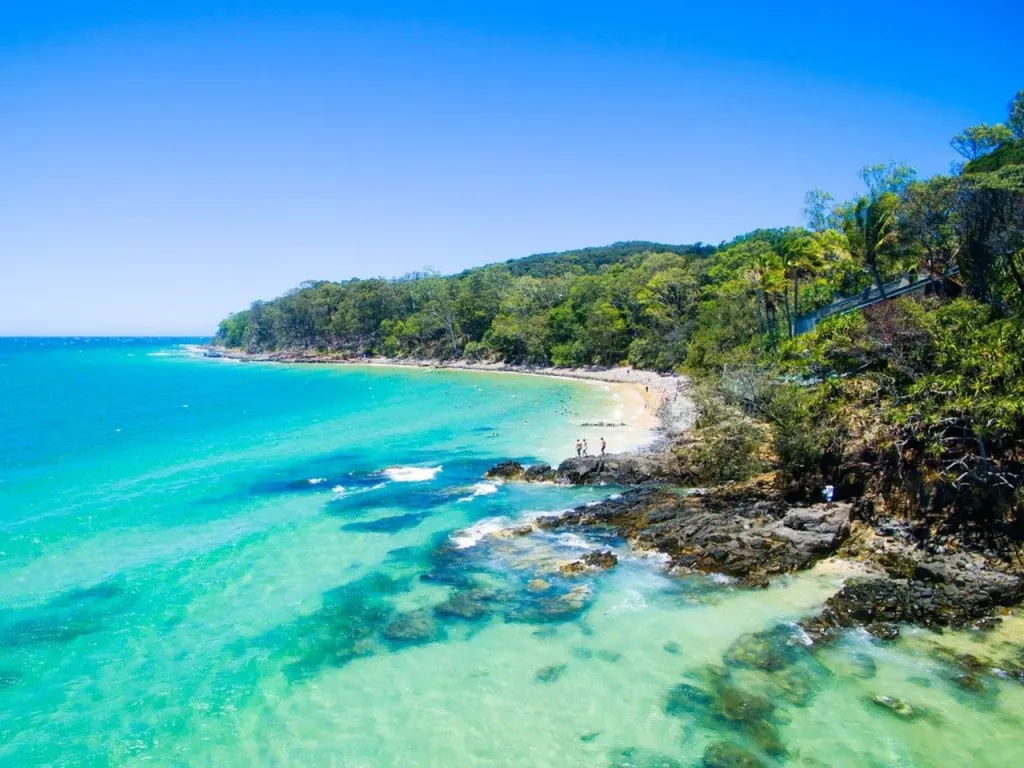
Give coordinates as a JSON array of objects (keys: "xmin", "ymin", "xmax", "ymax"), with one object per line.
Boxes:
[{"xmin": 197, "ymin": 346, "xmax": 696, "ymax": 453}]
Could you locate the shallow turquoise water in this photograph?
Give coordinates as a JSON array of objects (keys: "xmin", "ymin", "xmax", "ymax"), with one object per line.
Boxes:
[{"xmin": 2, "ymin": 338, "xmax": 1023, "ymax": 767}]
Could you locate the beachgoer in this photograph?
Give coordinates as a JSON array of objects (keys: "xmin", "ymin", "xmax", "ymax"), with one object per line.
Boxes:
[
  {"xmin": 600, "ymin": 437, "xmax": 606, "ymax": 456},
  {"xmin": 823, "ymin": 484, "xmax": 835, "ymax": 505},
  {"xmin": 575, "ymin": 439, "xmax": 582, "ymax": 457},
  {"xmin": 582, "ymin": 439, "xmax": 589, "ymax": 457}
]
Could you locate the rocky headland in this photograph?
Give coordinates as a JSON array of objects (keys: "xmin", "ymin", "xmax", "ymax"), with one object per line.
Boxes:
[{"xmin": 483, "ymin": 457, "xmax": 1024, "ymax": 646}]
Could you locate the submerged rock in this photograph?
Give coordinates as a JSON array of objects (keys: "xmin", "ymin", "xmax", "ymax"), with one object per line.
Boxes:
[
  {"xmin": 702, "ymin": 741, "xmax": 765, "ymax": 768},
  {"xmin": 433, "ymin": 589, "xmax": 498, "ymax": 621},
  {"xmin": 869, "ymin": 694, "xmax": 923, "ymax": 720},
  {"xmin": 535, "ymin": 663, "xmax": 568, "ymax": 683},
  {"xmin": 381, "ymin": 610, "xmax": 439, "ymax": 643},
  {"xmin": 610, "ymin": 746, "xmax": 683, "ymax": 768},
  {"xmin": 526, "ymin": 579, "xmax": 552, "ymax": 593},
  {"xmin": 663, "ymin": 641, "xmax": 682, "ymax": 655},
  {"xmin": 723, "ymin": 625, "xmax": 807, "ymax": 672},
  {"xmin": 664, "ymin": 682, "xmax": 714, "ymax": 717}
]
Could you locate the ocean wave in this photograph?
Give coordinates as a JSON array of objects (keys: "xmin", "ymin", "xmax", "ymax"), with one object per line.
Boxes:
[
  {"xmin": 456, "ymin": 481, "xmax": 501, "ymax": 503},
  {"xmin": 381, "ymin": 466, "xmax": 442, "ymax": 483},
  {"xmin": 331, "ymin": 485, "xmax": 346, "ymax": 494},
  {"xmin": 450, "ymin": 516, "xmax": 511, "ymax": 549},
  {"xmin": 308, "ymin": 477, "xmax": 327, "ymax": 485}
]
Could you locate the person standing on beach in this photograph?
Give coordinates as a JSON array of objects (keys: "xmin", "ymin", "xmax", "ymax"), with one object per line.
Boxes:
[
  {"xmin": 600, "ymin": 437, "xmax": 606, "ymax": 456},
  {"xmin": 582, "ymin": 439, "xmax": 589, "ymax": 457}
]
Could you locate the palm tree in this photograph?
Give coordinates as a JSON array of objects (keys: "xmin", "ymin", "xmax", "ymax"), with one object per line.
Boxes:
[
  {"xmin": 779, "ymin": 229, "xmax": 825, "ymax": 336},
  {"xmin": 843, "ymin": 192, "xmax": 901, "ymax": 299},
  {"xmin": 744, "ymin": 245, "xmax": 785, "ymax": 346}
]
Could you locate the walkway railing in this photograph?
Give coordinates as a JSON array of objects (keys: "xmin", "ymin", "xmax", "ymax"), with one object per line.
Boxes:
[{"xmin": 794, "ymin": 267, "xmax": 959, "ymax": 336}]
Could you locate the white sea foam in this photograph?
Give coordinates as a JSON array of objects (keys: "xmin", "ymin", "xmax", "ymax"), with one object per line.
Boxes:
[
  {"xmin": 450, "ymin": 516, "xmax": 511, "ymax": 549},
  {"xmin": 457, "ymin": 481, "xmax": 501, "ymax": 502},
  {"xmin": 553, "ymin": 532, "xmax": 596, "ymax": 550},
  {"xmin": 382, "ymin": 466, "xmax": 442, "ymax": 482},
  {"xmin": 308, "ymin": 477, "xmax": 327, "ymax": 485},
  {"xmin": 708, "ymin": 573, "xmax": 736, "ymax": 585},
  {"xmin": 605, "ymin": 588, "xmax": 647, "ymax": 615},
  {"xmin": 331, "ymin": 485, "xmax": 346, "ymax": 494}
]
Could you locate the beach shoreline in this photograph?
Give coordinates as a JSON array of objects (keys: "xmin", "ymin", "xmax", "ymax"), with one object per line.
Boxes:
[{"xmin": 195, "ymin": 345, "xmax": 696, "ymax": 452}]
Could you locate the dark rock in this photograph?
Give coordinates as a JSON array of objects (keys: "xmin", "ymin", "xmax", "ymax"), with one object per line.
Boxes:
[
  {"xmin": 801, "ymin": 559, "xmax": 1024, "ymax": 641},
  {"xmin": 484, "ymin": 461, "xmax": 524, "ymax": 480},
  {"xmin": 554, "ymin": 454, "xmax": 682, "ymax": 485},
  {"xmin": 664, "ymin": 641, "xmax": 682, "ymax": 655},
  {"xmin": 865, "ymin": 622, "xmax": 900, "ymax": 641},
  {"xmin": 535, "ymin": 663, "xmax": 568, "ymax": 683},
  {"xmin": 584, "ymin": 550, "xmax": 618, "ymax": 569},
  {"xmin": 579, "ymin": 731, "xmax": 601, "ymax": 743},
  {"xmin": 539, "ymin": 486, "xmax": 852, "ymax": 580},
  {"xmin": 559, "ymin": 550, "xmax": 618, "ymax": 575},
  {"xmin": 523, "ymin": 463, "xmax": 555, "ymax": 482},
  {"xmin": 702, "ymin": 741, "xmax": 765, "ymax": 768}
]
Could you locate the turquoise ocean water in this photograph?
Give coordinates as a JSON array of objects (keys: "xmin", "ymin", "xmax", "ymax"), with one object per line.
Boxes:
[{"xmin": 2, "ymin": 338, "xmax": 1023, "ymax": 767}]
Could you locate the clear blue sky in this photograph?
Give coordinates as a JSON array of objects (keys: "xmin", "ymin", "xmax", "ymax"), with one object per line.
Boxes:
[{"xmin": 2, "ymin": 1, "xmax": 1021, "ymax": 335}]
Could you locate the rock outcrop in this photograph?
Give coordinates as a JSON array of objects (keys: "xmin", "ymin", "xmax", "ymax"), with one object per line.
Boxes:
[
  {"xmin": 534, "ymin": 483, "xmax": 851, "ymax": 581},
  {"xmin": 553, "ymin": 454, "xmax": 683, "ymax": 485}
]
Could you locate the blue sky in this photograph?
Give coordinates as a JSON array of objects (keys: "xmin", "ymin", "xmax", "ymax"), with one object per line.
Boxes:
[{"xmin": 1, "ymin": 1, "xmax": 1021, "ymax": 335}]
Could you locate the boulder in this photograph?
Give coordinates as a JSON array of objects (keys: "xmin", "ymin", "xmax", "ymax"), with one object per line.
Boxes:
[{"xmin": 484, "ymin": 461, "xmax": 524, "ymax": 480}]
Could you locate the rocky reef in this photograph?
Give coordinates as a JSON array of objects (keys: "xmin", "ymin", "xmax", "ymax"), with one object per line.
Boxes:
[
  {"xmin": 533, "ymin": 482, "xmax": 852, "ymax": 584},
  {"xmin": 483, "ymin": 454, "xmax": 1024, "ymax": 637}
]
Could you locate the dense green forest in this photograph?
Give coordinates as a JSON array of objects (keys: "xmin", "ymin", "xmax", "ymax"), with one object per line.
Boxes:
[{"xmin": 216, "ymin": 91, "xmax": 1024, "ymax": 526}]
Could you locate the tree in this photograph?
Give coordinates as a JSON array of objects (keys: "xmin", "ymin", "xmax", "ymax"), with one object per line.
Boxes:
[
  {"xmin": 803, "ymin": 188, "xmax": 836, "ymax": 232},
  {"xmin": 951, "ymin": 124, "xmax": 1013, "ymax": 160},
  {"xmin": 858, "ymin": 163, "xmax": 917, "ymax": 198},
  {"xmin": 779, "ymin": 228, "xmax": 825, "ymax": 336},
  {"xmin": 414, "ymin": 273, "xmax": 462, "ymax": 357},
  {"xmin": 899, "ymin": 176, "xmax": 961, "ymax": 283},
  {"xmin": 842, "ymin": 192, "xmax": 902, "ymax": 299},
  {"xmin": 1010, "ymin": 90, "xmax": 1024, "ymax": 140}
]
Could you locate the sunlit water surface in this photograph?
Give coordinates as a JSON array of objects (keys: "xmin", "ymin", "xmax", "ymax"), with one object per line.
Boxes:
[{"xmin": 1, "ymin": 338, "xmax": 1022, "ymax": 767}]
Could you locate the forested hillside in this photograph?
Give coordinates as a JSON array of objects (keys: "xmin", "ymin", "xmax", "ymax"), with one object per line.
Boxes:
[{"xmin": 216, "ymin": 91, "xmax": 1024, "ymax": 527}]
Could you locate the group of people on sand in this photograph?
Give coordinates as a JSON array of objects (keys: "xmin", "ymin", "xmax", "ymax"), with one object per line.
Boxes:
[{"xmin": 575, "ymin": 437, "xmax": 606, "ymax": 458}]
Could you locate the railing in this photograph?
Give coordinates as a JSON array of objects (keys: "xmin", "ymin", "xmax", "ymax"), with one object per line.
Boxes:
[{"xmin": 794, "ymin": 267, "xmax": 959, "ymax": 336}]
